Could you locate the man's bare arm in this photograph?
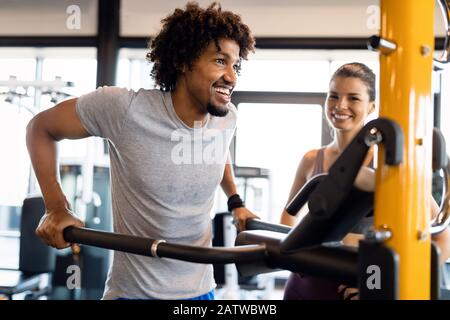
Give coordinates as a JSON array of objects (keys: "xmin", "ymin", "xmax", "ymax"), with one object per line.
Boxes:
[
  {"xmin": 220, "ymin": 155, "xmax": 259, "ymax": 231},
  {"xmin": 26, "ymin": 98, "xmax": 90, "ymax": 248}
]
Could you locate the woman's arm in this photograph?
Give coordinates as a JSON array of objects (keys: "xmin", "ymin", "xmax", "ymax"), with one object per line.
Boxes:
[{"xmin": 280, "ymin": 152, "xmax": 315, "ymax": 226}]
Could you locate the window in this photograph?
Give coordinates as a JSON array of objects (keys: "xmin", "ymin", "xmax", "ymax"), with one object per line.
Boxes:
[
  {"xmin": 117, "ymin": 49, "xmax": 154, "ymax": 91},
  {"xmin": 0, "ymin": 57, "xmax": 36, "ymax": 208},
  {"xmin": 235, "ymin": 102, "xmax": 323, "ymax": 221},
  {"xmin": 0, "ymin": 48, "xmax": 98, "ymax": 232},
  {"xmin": 236, "ymin": 59, "xmax": 329, "ymax": 92},
  {"xmin": 40, "ymin": 49, "xmax": 98, "ymax": 160}
]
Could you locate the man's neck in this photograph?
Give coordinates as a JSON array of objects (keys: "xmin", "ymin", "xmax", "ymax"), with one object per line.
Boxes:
[{"xmin": 171, "ymin": 88, "xmax": 208, "ymax": 128}]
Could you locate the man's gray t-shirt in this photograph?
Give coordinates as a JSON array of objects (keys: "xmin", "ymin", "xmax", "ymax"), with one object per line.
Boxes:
[{"xmin": 75, "ymin": 87, "xmax": 237, "ymax": 299}]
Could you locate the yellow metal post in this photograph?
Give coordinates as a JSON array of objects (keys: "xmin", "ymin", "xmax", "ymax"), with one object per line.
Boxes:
[{"xmin": 376, "ymin": 0, "xmax": 435, "ymax": 299}]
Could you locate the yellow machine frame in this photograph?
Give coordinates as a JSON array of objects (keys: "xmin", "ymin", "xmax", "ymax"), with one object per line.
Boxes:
[{"xmin": 375, "ymin": 0, "xmax": 435, "ymax": 299}]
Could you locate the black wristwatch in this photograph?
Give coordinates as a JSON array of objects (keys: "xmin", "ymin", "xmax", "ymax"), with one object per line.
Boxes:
[{"xmin": 227, "ymin": 194, "xmax": 245, "ymax": 212}]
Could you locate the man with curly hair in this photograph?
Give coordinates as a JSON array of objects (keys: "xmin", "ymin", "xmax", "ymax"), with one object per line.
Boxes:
[{"xmin": 26, "ymin": 2, "xmax": 256, "ymax": 299}]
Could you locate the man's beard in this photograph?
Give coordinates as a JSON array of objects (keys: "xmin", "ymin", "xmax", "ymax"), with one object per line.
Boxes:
[{"xmin": 207, "ymin": 103, "xmax": 229, "ymax": 117}]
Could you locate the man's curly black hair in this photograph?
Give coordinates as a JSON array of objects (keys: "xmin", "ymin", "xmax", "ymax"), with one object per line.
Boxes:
[{"xmin": 147, "ymin": 2, "xmax": 255, "ymax": 92}]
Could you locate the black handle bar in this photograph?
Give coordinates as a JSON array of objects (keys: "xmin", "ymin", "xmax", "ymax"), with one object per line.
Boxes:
[
  {"xmin": 63, "ymin": 226, "xmax": 266, "ymax": 264},
  {"xmin": 245, "ymin": 219, "xmax": 291, "ymax": 234}
]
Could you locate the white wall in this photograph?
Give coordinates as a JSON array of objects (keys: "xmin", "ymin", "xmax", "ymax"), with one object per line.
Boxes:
[
  {"xmin": 121, "ymin": 0, "xmax": 380, "ymax": 37},
  {"xmin": 0, "ymin": 0, "xmax": 447, "ymax": 38},
  {"xmin": 121, "ymin": 0, "xmax": 447, "ymax": 37},
  {"xmin": 0, "ymin": 0, "xmax": 98, "ymax": 36}
]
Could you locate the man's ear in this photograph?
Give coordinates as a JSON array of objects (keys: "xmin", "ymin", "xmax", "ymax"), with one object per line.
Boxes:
[
  {"xmin": 180, "ymin": 63, "xmax": 188, "ymax": 73},
  {"xmin": 369, "ymin": 102, "xmax": 376, "ymax": 114}
]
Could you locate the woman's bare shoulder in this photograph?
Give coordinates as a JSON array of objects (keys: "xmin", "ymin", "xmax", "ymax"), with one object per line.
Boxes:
[{"xmin": 299, "ymin": 148, "xmax": 322, "ymax": 172}]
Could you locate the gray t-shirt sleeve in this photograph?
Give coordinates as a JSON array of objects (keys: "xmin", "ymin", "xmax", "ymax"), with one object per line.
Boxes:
[{"xmin": 75, "ymin": 86, "xmax": 135, "ymax": 142}]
